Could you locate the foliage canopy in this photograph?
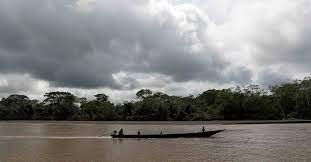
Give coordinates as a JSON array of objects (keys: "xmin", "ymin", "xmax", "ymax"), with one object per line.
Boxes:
[{"xmin": 1, "ymin": 78, "xmax": 311, "ymax": 120}]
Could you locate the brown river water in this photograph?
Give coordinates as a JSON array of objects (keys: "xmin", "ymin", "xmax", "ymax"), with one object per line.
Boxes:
[{"xmin": 0, "ymin": 122, "xmax": 310, "ymax": 162}]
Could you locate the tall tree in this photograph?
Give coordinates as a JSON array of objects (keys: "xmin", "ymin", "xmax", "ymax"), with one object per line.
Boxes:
[
  {"xmin": 136, "ymin": 89, "xmax": 153, "ymax": 99},
  {"xmin": 94, "ymin": 94, "xmax": 109, "ymax": 103}
]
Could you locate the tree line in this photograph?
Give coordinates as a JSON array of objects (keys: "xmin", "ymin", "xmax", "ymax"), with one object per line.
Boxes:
[{"xmin": 1, "ymin": 77, "xmax": 311, "ymax": 120}]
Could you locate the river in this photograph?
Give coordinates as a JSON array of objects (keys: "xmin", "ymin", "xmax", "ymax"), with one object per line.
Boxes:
[{"xmin": 0, "ymin": 121, "xmax": 310, "ymax": 161}]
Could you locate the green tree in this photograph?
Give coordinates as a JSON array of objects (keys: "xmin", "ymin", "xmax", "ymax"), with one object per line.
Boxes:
[
  {"xmin": 42, "ymin": 91, "xmax": 78, "ymax": 120},
  {"xmin": 136, "ymin": 89, "xmax": 153, "ymax": 99},
  {"xmin": 94, "ymin": 94, "xmax": 109, "ymax": 103}
]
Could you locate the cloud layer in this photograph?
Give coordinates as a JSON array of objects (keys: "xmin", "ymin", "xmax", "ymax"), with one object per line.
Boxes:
[{"xmin": 0, "ymin": 0, "xmax": 311, "ymax": 101}]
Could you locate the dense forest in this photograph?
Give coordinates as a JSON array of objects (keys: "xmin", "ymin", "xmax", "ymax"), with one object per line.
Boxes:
[{"xmin": 1, "ymin": 77, "xmax": 311, "ymax": 121}]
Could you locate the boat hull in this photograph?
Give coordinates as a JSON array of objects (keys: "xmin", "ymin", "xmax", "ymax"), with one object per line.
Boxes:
[{"xmin": 111, "ymin": 129, "xmax": 225, "ymax": 138}]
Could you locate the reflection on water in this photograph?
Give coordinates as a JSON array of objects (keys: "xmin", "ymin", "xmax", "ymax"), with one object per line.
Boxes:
[{"xmin": 0, "ymin": 122, "xmax": 310, "ymax": 161}]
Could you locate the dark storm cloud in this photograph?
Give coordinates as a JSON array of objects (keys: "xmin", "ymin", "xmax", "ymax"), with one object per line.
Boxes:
[{"xmin": 0, "ymin": 0, "xmax": 252, "ymax": 89}]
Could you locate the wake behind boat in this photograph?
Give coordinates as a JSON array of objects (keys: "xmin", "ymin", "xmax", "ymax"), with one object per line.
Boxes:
[{"xmin": 111, "ymin": 129, "xmax": 225, "ymax": 138}]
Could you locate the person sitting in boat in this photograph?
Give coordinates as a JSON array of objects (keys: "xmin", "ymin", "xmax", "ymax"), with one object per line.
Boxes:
[
  {"xmin": 119, "ymin": 128, "xmax": 124, "ymax": 135},
  {"xmin": 113, "ymin": 129, "xmax": 117, "ymax": 135},
  {"xmin": 160, "ymin": 131, "xmax": 163, "ymax": 135},
  {"xmin": 137, "ymin": 130, "xmax": 141, "ymax": 135},
  {"xmin": 202, "ymin": 126, "xmax": 205, "ymax": 132}
]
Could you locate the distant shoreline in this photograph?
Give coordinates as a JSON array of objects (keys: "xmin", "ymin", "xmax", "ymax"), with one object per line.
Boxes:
[{"xmin": 0, "ymin": 120, "xmax": 311, "ymax": 125}]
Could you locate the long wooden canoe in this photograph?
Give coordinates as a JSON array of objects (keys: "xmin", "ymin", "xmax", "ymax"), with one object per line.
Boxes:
[{"xmin": 111, "ymin": 129, "xmax": 225, "ymax": 138}]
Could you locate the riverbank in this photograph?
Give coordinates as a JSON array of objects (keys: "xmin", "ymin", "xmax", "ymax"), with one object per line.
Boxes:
[{"xmin": 1, "ymin": 120, "xmax": 311, "ymax": 125}]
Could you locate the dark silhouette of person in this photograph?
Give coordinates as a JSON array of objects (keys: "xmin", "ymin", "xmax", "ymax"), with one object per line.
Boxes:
[
  {"xmin": 160, "ymin": 131, "xmax": 163, "ymax": 135},
  {"xmin": 202, "ymin": 126, "xmax": 205, "ymax": 132},
  {"xmin": 113, "ymin": 129, "xmax": 117, "ymax": 135},
  {"xmin": 119, "ymin": 128, "xmax": 124, "ymax": 135},
  {"xmin": 138, "ymin": 130, "xmax": 141, "ymax": 135}
]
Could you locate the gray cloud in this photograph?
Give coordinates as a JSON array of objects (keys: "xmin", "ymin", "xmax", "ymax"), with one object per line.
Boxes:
[
  {"xmin": 0, "ymin": 0, "xmax": 252, "ymax": 90},
  {"xmin": 252, "ymin": 4, "xmax": 311, "ymax": 70},
  {"xmin": 256, "ymin": 69, "xmax": 291, "ymax": 87},
  {"xmin": 228, "ymin": 0, "xmax": 311, "ymax": 72},
  {"xmin": 199, "ymin": 0, "xmax": 311, "ymax": 87},
  {"xmin": 0, "ymin": 73, "xmax": 48, "ymax": 98},
  {"xmin": 3, "ymin": 0, "xmax": 311, "ymax": 101}
]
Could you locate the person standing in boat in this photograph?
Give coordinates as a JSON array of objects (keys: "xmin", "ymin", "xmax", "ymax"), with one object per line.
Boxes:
[
  {"xmin": 202, "ymin": 126, "xmax": 206, "ymax": 132},
  {"xmin": 119, "ymin": 128, "xmax": 124, "ymax": 135},
  {"xmin": 137, "ymin": 130, "xmax": 141, "ymax": 135}
]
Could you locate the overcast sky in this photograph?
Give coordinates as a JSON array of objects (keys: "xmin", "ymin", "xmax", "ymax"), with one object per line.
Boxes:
[{"xmin": 0, "ymin": 0, "xmax": 311, "ymax": 102}]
